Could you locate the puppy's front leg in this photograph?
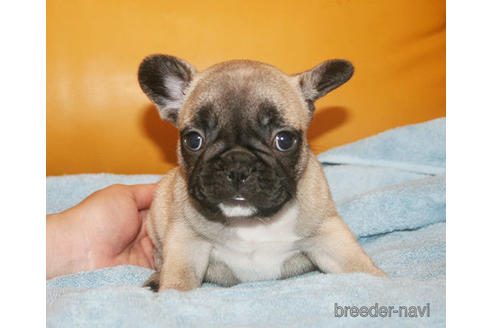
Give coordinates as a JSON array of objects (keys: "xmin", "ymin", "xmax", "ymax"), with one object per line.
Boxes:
[
  {"xmin": 303, "ymin": 216, "xmax": 387, "ymax": 277},
  {"xmin": 157, "ymin": 222, "xmax": 212, "ymax": 292}
]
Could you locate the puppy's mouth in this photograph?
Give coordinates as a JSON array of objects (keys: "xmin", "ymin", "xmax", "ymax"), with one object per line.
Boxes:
[{"xmin": 232, "ymin": 195, "xmax": 246, "ymax": 201}]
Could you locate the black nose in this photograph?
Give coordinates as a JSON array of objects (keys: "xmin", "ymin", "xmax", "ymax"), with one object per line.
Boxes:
[
  {"xmin": 221, "ymin": 150, "xmax": 257, "ymax": 186},
  {"xmin": 227, "ymin": 169, "xmax": 249, "ymax": 184}
]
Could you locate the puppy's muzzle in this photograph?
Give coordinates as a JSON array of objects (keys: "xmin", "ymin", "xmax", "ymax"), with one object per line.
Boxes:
[{"xmin": 221, "ymin": 149, "xmax": 258, "ymax": 188}]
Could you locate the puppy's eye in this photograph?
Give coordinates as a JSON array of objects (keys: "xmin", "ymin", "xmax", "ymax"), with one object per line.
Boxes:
[
  {"xmin": 274, "ymin": 131, "xmax": 296, "ymax": 151},
  {"xmin": 183, "ymin": 132, "xmax": 204, "ymax": 151}
]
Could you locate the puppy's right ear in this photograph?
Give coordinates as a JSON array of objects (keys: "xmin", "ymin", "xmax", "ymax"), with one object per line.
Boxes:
[{"xmin": 138, "ymin": 55, "xmax": 196, "ymax": 125}]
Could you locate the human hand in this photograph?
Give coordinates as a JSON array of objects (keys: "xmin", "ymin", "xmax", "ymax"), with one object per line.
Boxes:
[{"xmin": 47, "ymin": 183, "xmax": 158, "ymax": 279}]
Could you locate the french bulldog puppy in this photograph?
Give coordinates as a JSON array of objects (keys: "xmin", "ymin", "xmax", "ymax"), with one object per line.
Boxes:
[{"xmin": 138, "ymin": 55, "xmax": 386, "ymax": 292}]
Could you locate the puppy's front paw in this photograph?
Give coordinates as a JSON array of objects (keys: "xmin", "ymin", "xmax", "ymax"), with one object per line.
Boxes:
[{"xmin": 143, "ymin": 272, "xmax": 160, "ymax": 292}]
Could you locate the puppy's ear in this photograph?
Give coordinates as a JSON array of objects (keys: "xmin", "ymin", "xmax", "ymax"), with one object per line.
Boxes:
[
  {"xmin": 295, "ymin": 60, "xmax": 354, "ymax": 111},
  {"xmin": 138, "ymin": 54, "xmax": 196, "ymax": 125}
]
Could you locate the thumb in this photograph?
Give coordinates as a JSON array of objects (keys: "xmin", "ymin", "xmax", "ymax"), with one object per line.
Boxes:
[{"xmin": 129, "ymin": 183, "xmax": 158, "ymax": 210}]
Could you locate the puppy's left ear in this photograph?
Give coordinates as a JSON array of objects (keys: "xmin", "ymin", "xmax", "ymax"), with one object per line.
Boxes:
[
  {"xmin": 295, "ymin": 59, "xmax": 354, "ymax": 111},
  {"xmin": 138, "ymin": 54, "xmax": 197, "ymax": 125}
]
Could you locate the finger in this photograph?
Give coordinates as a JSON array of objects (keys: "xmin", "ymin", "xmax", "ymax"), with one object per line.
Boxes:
[
  {"xmin": 139, "ymin": 209, "xmax": 149, "ymax": 229},
  {"xmin": 140, "ymin": 236, "xmax": 156, "ymax": 269},
  {"xmin": 136, "ymin": 209, "xmax": 149, "ymax": 239},
  {"xmin": 129, "ymin": 183, "xmax": 158, "ymax": 210}
]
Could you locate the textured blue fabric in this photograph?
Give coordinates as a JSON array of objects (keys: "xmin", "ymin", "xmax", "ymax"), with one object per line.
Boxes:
[
  {"xmin": 46, "ymin": 118, "xmax": 446, "ymax": 327},
  {"xmin": 317, "ymin": 117, "xmax": 445, "ymax": 175}
]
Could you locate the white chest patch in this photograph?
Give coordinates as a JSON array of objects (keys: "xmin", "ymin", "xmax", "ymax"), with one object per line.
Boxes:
[
  {"xmin": 211, "ymin": 202, "xmax": 301, "ymax": 282},
  {"xmin": 218, "ymin": 202, "xmax": 256, "ymax": 217}
]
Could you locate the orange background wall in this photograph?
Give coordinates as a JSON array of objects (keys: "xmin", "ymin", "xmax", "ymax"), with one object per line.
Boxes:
[{"xmin": 47, "ymin": 0, "xmax": 445, "ymax": 176}]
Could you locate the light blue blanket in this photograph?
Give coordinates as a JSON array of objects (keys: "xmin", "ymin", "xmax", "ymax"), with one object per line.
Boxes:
[{"xmin": 46, "ymin": 118, "xmax": 446, "ymax": 327}]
